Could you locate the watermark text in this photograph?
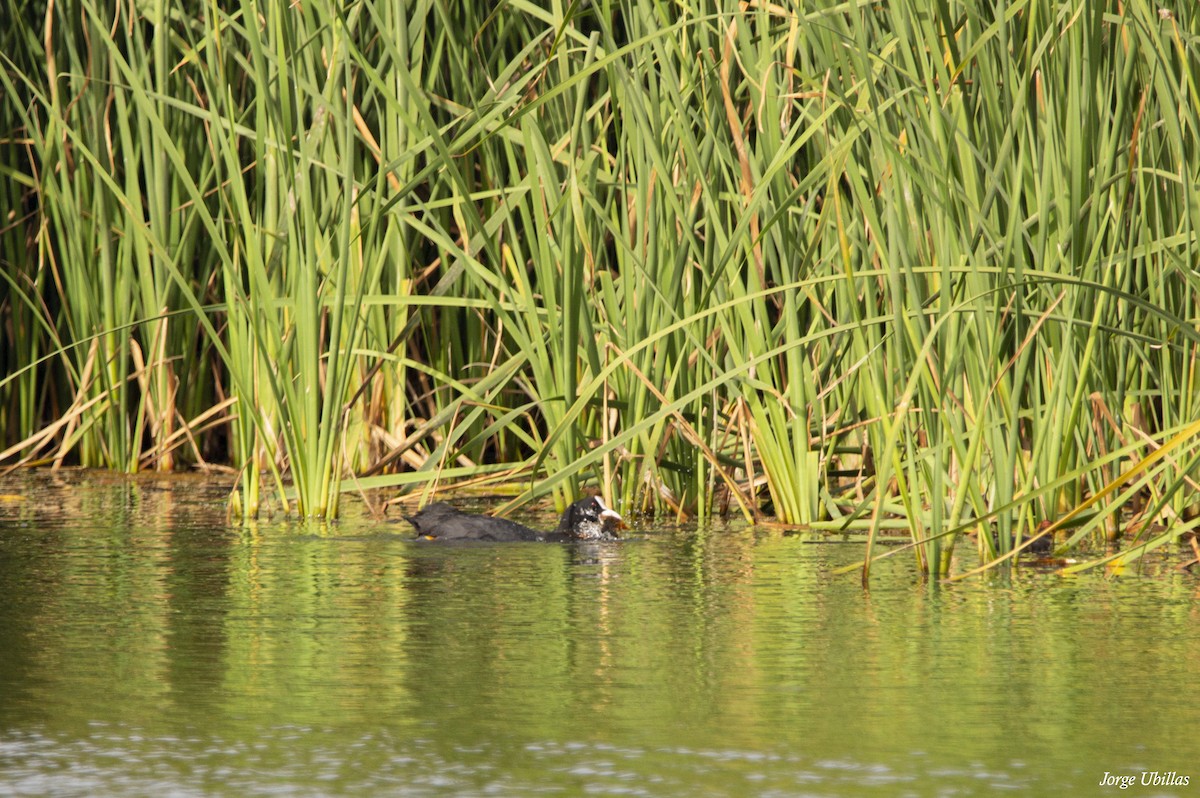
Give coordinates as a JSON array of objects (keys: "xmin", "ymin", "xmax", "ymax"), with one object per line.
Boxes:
[{"xmin": 1099, "ymin": 771, "xmax": 1190, "ymax": 790}]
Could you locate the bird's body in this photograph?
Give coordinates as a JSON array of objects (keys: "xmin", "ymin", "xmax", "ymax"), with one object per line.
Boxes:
[{"xmin": 406, "ymin": 496, "xmax": 623, "ymax": 542}]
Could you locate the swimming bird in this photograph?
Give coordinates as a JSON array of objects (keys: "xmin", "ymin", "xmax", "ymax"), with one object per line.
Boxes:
[{"xmin": 406, "ymin": 496, "xmax": 623, "ymax": 542}]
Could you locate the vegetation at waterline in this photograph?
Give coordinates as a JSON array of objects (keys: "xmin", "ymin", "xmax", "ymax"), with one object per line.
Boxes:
[{"xmin": 2, "ymin": 0, "xmax": 1200, "ymax": 577}]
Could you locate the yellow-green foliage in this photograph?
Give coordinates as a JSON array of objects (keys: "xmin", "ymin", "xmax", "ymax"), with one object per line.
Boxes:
[{"xmin": 2, "ymin": 0, "xmax": 1199, "ymax": 575}]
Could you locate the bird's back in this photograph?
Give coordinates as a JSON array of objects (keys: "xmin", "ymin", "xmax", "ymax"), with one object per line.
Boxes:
[{"xmin": 406, "ymin": 502, "xmax": 540, "ymax": 542}]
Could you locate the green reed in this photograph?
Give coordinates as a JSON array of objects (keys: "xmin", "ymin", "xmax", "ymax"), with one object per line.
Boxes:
[{"xmin": 2, "ymin": 0, "xmax": 1199, "ymax": 578}]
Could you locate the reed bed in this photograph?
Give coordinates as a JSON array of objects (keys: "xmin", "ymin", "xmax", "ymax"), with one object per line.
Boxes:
[{"xmin": 2, "ymin": 0, "xmax": 1199, "ymax": 577}]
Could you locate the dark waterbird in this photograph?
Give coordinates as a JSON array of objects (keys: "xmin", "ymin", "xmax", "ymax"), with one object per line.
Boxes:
[{"xmin": 406, "ymin": 496, "xmax": 624, "ymax": 542}]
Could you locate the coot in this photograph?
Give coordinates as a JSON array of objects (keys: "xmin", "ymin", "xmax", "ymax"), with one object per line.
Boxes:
[{"xmin": 406, "ymin": 496, "xmax": 623, "ymax": 542}]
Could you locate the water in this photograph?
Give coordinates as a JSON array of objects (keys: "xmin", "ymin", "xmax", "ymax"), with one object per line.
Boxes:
[{"xmin": 1, "ymin": 472, "xmax": 1198, "ymax": 796}]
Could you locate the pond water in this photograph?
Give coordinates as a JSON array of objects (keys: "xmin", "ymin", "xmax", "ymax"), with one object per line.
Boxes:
[{"xmin": 0, "ymin": 472, "xmax": 1197, "ymax": 797}]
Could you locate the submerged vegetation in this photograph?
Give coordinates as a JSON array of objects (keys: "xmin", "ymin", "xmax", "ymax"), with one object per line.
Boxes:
[{"xmin": 2, "ymin": 0, "xmax": 1200, "ymax": 577}]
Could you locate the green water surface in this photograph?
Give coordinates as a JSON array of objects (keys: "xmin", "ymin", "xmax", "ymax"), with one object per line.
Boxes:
[{"xmin": 0, "ymin": 472, "xmax": 1197, "ymax": 796}]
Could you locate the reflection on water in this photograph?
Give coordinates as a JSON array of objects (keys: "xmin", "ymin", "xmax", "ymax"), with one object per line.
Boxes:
[{"xmin": 1, "ymin": 472, "xmax": 1198, "ymax": 797}]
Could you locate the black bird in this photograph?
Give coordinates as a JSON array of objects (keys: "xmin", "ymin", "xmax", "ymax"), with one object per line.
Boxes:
[{"xmin": 406, "ymin": 496, "xmax": 624, "ymax": 542}]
